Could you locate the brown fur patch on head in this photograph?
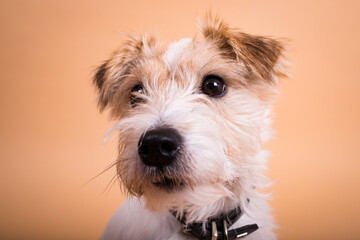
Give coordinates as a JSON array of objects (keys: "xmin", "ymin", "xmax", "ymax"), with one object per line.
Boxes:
[
  {"xmin": 93, "ymin": 33, "xmax": 161, "ymax": 117},
  {"xmin": 198, "ymin": 13, "xmax": 285, "ymax": 84}
]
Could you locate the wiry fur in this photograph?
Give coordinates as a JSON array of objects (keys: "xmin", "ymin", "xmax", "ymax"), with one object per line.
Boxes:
[{"xmin": 94, "ymin": 15, "xmax": 286, "ymax": 240}]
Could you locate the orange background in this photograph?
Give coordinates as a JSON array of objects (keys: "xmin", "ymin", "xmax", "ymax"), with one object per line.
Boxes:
[{"xmin": 1, "ymin": 0, "xmax": 359, "ymax": 239}]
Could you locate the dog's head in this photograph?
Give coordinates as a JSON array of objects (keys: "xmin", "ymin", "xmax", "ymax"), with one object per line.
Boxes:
[{"xmin": 93, "ymin": 15, "xmax": 286, "ymax": 220}]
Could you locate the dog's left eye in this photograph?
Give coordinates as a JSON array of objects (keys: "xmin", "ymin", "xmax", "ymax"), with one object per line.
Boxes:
[
  {"xmin": 131, "ymin": 84, "xmax": 144, "ymax": 94},
  {"xmin": 201, "ymin": 75, "xmax": 226, "ymax": 97},
  {"xmin": 130, "ymin": 84, "xmax": 144, "ymax": 107}
]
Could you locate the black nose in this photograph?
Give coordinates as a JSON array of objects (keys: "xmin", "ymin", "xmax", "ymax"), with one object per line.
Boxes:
[{"xmin": 138, "ymin": 127, "xmax": 182, "ymax": 168}]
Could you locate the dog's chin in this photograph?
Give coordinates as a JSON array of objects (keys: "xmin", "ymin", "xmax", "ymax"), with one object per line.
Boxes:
[{"xmin": 152, "ymin": 177, "xmax": 185, "ymax": 192}]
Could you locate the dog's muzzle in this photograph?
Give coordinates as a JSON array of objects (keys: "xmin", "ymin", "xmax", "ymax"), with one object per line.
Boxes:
[{"xmin": 138, "ymin": 127, "xmax": 182, "ymax": 168}]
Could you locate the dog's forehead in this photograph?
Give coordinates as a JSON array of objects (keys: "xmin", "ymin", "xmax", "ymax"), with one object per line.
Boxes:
[{"xmin": 162, "ymin": 38, "xmax": 192, "ymax": 70}]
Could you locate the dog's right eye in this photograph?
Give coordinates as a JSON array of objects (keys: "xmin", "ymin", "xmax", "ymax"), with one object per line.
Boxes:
[
  {"xmin": 130, "ymin": 84, "xmax": 144, "ymax": 107},
  {"xmin": 201, "ymin": 75, "xmax": 226, "ymax": 98}
]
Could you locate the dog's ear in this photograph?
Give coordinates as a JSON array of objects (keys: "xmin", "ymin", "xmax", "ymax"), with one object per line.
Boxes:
[
  {"xmin": 198, "ymin": 14, "xmax": 286, "ymax": 84},
  {"xmin": 93, "ymin": 34, "xmax": 157, "ymax": 113}
]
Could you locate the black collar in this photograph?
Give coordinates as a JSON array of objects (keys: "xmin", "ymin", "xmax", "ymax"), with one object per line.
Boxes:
[{"xmin": 171, "ymin": 207, "xmax": 258, "ymax": 240}]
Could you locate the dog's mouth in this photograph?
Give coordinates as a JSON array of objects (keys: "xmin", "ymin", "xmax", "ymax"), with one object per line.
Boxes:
[{"xmin": 152, "ymin": 177, "xmax": 184, "ymax": 191}]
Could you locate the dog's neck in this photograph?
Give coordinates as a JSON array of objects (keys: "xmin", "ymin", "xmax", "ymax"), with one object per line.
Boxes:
[
  {"xmin": 143, "ymin": 183, "xmax": 251, "ymax": 223},
  {"xmin": 169, "ymin": 195, "xmax": 242, "ymax": 224}
]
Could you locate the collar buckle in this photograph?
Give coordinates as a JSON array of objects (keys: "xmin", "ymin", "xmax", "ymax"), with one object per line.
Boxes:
[
  {"xmin": 182, "ymin": 225, "xmax": 192, "ymax": 235},
  {"xmin": 211, "ymin": 221, "xmax": 218, "ymax": 240},
  {"xmin": 223, "ymin": 220, "xmax": 228, "ymax": 240},
  {"xmin": 171, "ymin": 206, "xmax": 258, "ymax": 240},
  {"xmin": 236, "ymin": 232, "xmax": 248, "ymax": 239}
]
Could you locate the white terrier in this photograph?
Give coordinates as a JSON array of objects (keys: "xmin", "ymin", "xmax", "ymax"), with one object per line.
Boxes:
[{"xmin": 93, "ymin": 15, "xmax": 286, "ymax": 240}]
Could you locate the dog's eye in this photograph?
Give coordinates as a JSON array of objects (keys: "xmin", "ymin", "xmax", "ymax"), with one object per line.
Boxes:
[
  {"xmin": 130, "ymin": 84, "xmax": 144, "ymax": 107},
  {"xmin": 131, "ymin": 84, "xmax": 144, "ymax": 94},
  {"xmin": 201, "ymin": 75, "xmax": 226, "ymax": 97}
]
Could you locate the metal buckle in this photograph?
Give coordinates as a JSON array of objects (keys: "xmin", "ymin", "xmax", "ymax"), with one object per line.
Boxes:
[
  {"xmin": 223, "ymin": 220, "xmax": 228, "ymax": 240},
  {"xmin": 236, "ymin": 232, "xmax": 248, "ymax": 239},
  {"xmin": 182, "ymin": 225, "xmax": 192, "ymax": 234},
  {"xmin": 211, "ymin": 221, "xmax": 218, "ymax": 240}
]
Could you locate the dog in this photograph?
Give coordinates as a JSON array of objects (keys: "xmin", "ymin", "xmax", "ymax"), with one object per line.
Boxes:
[{"xmin": 93, "ymin": 14, "xmax": 286, "ymax": 240}]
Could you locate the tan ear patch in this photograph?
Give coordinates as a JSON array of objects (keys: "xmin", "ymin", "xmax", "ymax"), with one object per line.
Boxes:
[
  {"xmin": 198, "ymin": 14, "xmax": 285, "ymax": 83},
  {"xmin": 93, "ymin": 33, "xmax": 159, "ymax": 114}
]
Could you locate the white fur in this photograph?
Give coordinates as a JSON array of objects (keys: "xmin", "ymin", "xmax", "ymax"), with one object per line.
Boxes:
[
  {"xmin": 100, "ymin": 36, "xmax": 280, "ymax": 239},
  {"xmin": 162, "ymin": 38, "xmax": 192, "ymax": 70}
]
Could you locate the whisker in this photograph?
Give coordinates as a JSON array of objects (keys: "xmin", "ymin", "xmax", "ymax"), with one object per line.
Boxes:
[
  {"xmin": 101, "ymin": 173, "xmax": 120, "ymax": 196},
  {"xmin": 103, "ymin": 121, "xmax": 122, "ymax": 145},
  {"xmin": 200, "ymin": 55, "xmax": 218, "ymax": 71},
  {"xmin": 82, "ymin": 161, "xmax": 118, "ymax": 188}
]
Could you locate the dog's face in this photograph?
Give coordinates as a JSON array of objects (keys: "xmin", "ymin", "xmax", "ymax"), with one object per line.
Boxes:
[{"xmin": 94, "ymin": 16, "xmax": 285, "ymax": 219}]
